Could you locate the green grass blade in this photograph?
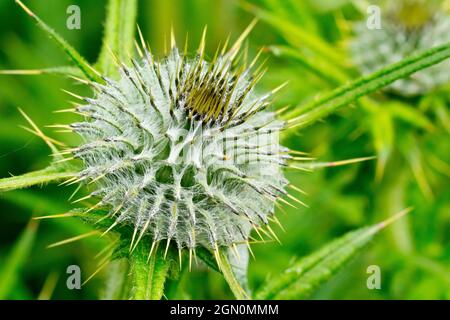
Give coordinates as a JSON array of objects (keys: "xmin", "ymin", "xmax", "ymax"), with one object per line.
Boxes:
[
  {"xmin": 0, "ymin": 220, "xmax": 39, "ymax": 299},
  {"xmin": 0, "ymin": 165, "xmax": 76, "ymax": 193},
  {"xmin": 388, "ymin": 102, "xmax": 434, "ymax": 131},
  {"xmin": 255, "ymin": 209, "xmax": 411, "ymax": 299},
  {"xmin": 283, "ymin": 42, "xmax": 450, "ymax": 135},
  {"xmin": 96, "ymin": 0, "xmax": 138, "ymax": 76},
  {"xmin": 15, "ymin": 0, "xmax": 101, "ymax": 82}
]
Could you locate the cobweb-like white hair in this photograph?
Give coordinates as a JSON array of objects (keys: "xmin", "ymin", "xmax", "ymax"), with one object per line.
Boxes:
[{"xmin": 67, "ymin": 28, "xmax": 290, "ymax": 256}]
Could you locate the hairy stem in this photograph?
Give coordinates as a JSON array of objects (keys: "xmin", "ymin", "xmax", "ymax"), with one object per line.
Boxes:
[{"xmin": 0, "ymin": 165, "xmax": 76, "ymax": 193}]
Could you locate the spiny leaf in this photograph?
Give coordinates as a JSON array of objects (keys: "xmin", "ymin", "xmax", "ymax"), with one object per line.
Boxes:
[
  {"xmin": 0, "ymin": 66, "xmax": 83, "ymax": 77},
  {"xmin": 283, "ymin": 42, "xmax": 450, "ymax": 134},
  {"xmin": 0, "ymin": 165, "xmax": 76, "ymax": 193},
  {"xmin": 129, "ymin": 242, "xmax": 172, "ymax": 300},
  {"xmin": 218, "ymin": 248, "xmax": 250, "ymax": 300},
  {"xmin": 291, "ymin": 156, "xmax": 375, "ymax": 171},
  {"xmin": 227, "ymin": 244, "xmax": 251, "ymax": 295},
  {"xmin": 0, "ymin": 220, "xmax": 38, "ymax": 299},
  {"xmin": 96, "ymin": 0, "xmax": 138, "ymax": 77},
  {"xmin": 196, "ymin": 246, "xmax": 220, "ymax": 272},
  {"xmin": 15, "ymin": 0, "xmax": 101, "ymax": 82},
  {"xmin": 255, "ymin": 209, "xmax": 411, "ymax": 299},
  {"xmin": 197, "ymin": 247, "xmax": 249, "ymax": 300},
  {"xmin": 100, "ymin": 259, "xmax": 130, "ymax": 300}
]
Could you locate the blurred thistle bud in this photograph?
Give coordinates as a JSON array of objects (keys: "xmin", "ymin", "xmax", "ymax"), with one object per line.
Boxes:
[{"xmin": 351, "ymin": 0, "xmax": 450, "ymax": 96}]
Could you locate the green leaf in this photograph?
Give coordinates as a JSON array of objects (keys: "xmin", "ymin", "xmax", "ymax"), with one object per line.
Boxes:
[
  {"xmin": 0, "ymin": 66, "xmax": 83, "ymax": 77},
  {"xmin": 255, "ymin": 209, "xmax": 411, "ymax": 299},
  {"xmin": 242, "ymin": 2, "xmax": 347, "ymax": 66},
  {"xmin": 0, "ymin": 220, "xmax": 38, "ymax": 299},
  {"xmin": 435, "ymin": 101, "xmax": 450, "ymax": 133},
  {"xmin": 371, "ymin": 110, "xmax": 394, "ymax": 182},
  {"xmin": 283, "ymin": 42, "xmax": 450, "ymax": 134},
  {"xmin": 100, "ymin": 259, "xmax": 130, "ymax": 300},
  {"xmin": 96, "ymin": 0, "xmax": 138, "ymax": 77},
  {"xmin": 218, "ymin": 248, "xmax": 250, "ymax": 300},
  {"xmin": 196, "ymin": 246, "xmax": 220, "ymax": 273},
  {"xmin": 37, "ymin": 271, "xmax": 59, "ymax": 300},
  {"xmin": 15, "ymin": 0, "xmax": 101, "ymax": 82},
  {"xmin": 197, "ymin": 247, "xmax": 249, "ymax": 300},
  {"xmin": 129, "ymin": 242, "xmax": 172, "ymax": 300},
  {"xmin": 388, "ymin": 102, "xmax": 434, "ymax": 131},
  {"xmin": 0, "ymin": 165, "xmax": 76, "ymax": 193},
  {"xmin": 399, "ymin": 133, "xmax": 434, "ymax": 200},
  {"xmin": 269, "ymin": 45, "xmax": 349, "ymax": 85},
  {"xmin": 227, "ymin": 245, "xmax": 251, "ymax": 295}
]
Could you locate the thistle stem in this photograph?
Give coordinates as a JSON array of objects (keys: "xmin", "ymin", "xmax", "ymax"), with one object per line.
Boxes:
[{"xmin": 129, "ymin": 242, "xmax": 171, "ymax": 300}]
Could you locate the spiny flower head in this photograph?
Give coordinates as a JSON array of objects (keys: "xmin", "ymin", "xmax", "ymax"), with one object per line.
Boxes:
[
  {"xmin": 64, "ymin": 27, "xmax": 293, "ymax": 256},
  {"xmin": 351, "ymin": 0, "xmax": 450, "ymax": 96}
]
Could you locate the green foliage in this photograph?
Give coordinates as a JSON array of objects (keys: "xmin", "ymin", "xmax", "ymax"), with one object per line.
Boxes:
[
  {"xmin": 96, "ymin": 0, "xmax": 138, "ymax": 76},
  {"xmin": 128, "ymin": 243, "xmax": 173, "ymax": 300},
  {"xmin": 0, "ymin": 66, "xmax": 83, "ymax": 77},
  {"xmin": 15, "ymin": 0, "xmax": 101, "ymax": 82},
  {"xmin": 0, "ymin": 221, "xmax": 38, "ymax": 299},
  {"xmin": 256, "ymin": 211, "xmax": 409, "ymax": 299},
  {"xmin": 283, "ymin": 42, "xmax": 450, "ymax": 132},
  {"xmin": 218, "ymin": 249, "xmax": 250, "ymax": 300},
  {"xmin": 0, "ymin": 0, "xmax": 448, "ymax": 300},
  {"xmin": 0, "ymin": 164, "xmax": 76, "ymax": 192},
  {"xmin": 242, "ymin": 1, "xmax": 346, "ymax": 66}
]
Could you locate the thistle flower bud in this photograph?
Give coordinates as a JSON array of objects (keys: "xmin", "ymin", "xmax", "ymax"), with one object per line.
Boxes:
[{"xmin": 70, "ymin": 33, "xmax": 289, "ymax": 254}]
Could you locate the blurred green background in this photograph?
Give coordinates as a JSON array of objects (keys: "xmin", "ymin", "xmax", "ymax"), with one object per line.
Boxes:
[{"xmin": 0, "ymin": 0, "xmax": 449, "ymax": 299}]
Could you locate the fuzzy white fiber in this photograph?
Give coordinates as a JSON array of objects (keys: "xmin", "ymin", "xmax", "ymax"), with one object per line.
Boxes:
[{"xmin": 72, "ymin": 48, "xmax": 288, "ymax": 250}]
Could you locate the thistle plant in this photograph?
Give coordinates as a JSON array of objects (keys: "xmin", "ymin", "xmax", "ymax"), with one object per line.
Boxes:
[
  {"xmin": 351, "ymin": 0, "xmax": 450, "ymax": 96},
  {"xmin": 1, "ymin": 0, "xmax": 449, "ymax": 300},
  {"xmin": 61, "ymin": 25, "xmax": 293, "ymax": 261},
  {"xmin": 241, "ymin": 0, "xmax": 450, "ymax": 300}
]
